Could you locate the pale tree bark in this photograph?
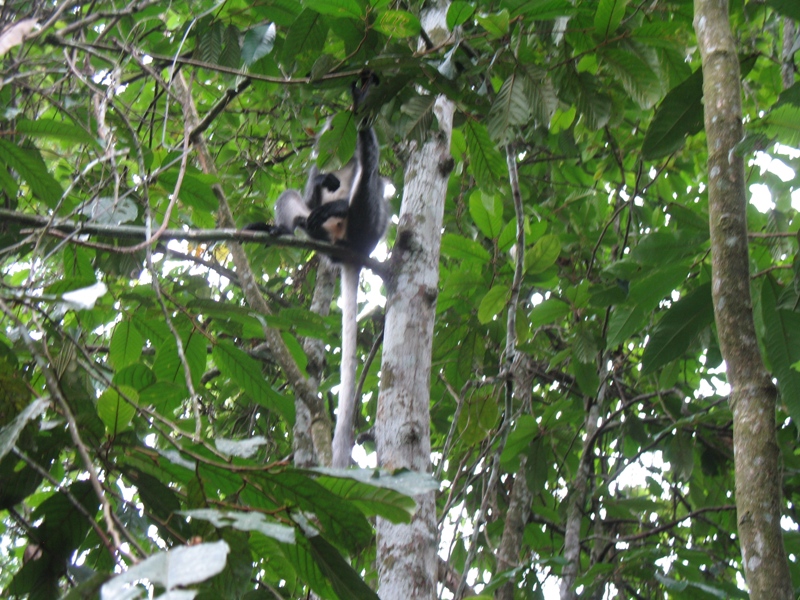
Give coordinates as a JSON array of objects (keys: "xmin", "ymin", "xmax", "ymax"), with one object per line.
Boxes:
[
  {"xmin": 375, "ymin": 95, "xmax": 454, "ymax": 600},
  {"xmin": 782, "ymin": 19, "xmax": 796, "ymax": 90},
  {"xmin": 559, "ymin": 397, "xmax": 600, "ymax": 600},
  {"xmin": 694, "ymin": 1, "xmax": 792, "ymax": 597},
  {"xmin": 494, "ymin": 359, "xmax": 535, "ymax": 600},
  {"xmin": 295, "ymin": 260, "xmax": 337, "ymax": 467}
]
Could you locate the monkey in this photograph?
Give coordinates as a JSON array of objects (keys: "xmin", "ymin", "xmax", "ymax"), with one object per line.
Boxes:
[{"xmin": 266, "ymin": 74, "xmax": 388, "ymax": 468}]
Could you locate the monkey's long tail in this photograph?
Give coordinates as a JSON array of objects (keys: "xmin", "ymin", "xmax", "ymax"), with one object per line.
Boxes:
[{"xmin": 331, "ymin": 264, "xmax": 360, "ymax": 468}]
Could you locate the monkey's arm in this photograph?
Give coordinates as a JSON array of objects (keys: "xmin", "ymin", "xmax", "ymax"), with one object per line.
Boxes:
[
  {"xmin": 306, "ymin": 200, "xmax": 350, "ymax": 244},
  {"xmin": 305, "ymin": 167, "xmax": 343, "ymax": 210}
]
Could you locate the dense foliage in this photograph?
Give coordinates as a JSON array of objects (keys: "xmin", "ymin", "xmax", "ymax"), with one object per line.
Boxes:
[{"xmin": 0, "ymin": 0, "xmax": 799, "ymax": 598}]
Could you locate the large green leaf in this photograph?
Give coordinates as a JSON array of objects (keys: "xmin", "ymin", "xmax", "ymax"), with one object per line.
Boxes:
[
  {"xmin": 374, "ymin": 10, "xmax": 421, "ymax": 38},
  {"xmin": 314, "ymin": 469, "xmax": 422, "ymax": 523},
  {"xmin": 261, "ymin": 470, "xmax": 374, "ymax": 553},
  {"xmin": 761, "ymin": 276, "xmax": 800, "ymax": 426},
  {"xmin": 305, "ymin": 0, "xmax": 363, "ymax": 19},
  {"xmin": 281, "ymin": 8, "xmax": 328, "ymax": 67},
  {"xmin": 0, "ymin": 140, "xmax": 63, "ymax": 207},
  {"xmin": 606, "ymin": 305, "xmax": 646, "ymax": 348},
  {"xmin": 97, "ymin": 386, "xmax": 137, "ymax": 434},
  {"xmin": 441, "ymin": 233, "xmax": 492, "ymax": 263},
  {"xmin": 766, "ymin": 0, "xmax": 800, "ymax": 20},
  {"xmin": 307, "ymin": 534, "xmax": 380, "ymax": 600},
  {"xmin": 594, "ymin": 0, "xmax": 628, "ymax": 38},
  {"xmin": 641, "ymin": 282, "xmax": 714, "ymax": 374},
  {"xmin": 642, "ymin": 68, "xmax": 704, "ymax": 159},
  {"xmin": 600, "ymin": 47, "xmax": 662, "ymax": 109},
  {"xmin": 16, "ymin": 118, "xmax": 98, "ymax": 147},
  {"xmin": 465, "ymin": 120, "xmax": 507, "ymax": 190},
  {"xmin": 487, "ymin": 72, "xmax": 532, "ymax": 142},
  {"xmin": 469, "ymin": 190, "xmax": 504, "ymax": 239},
  {"xmin": 212, "ymin": 340, "xmax": 295, "ymax": 424},
  {"xmin": 109, "ymin": 320, "xmax": 143, "ymax": 369},
  {"xmin": 153, "ymin": 327, "xmax": 207, "ymax": 389}
]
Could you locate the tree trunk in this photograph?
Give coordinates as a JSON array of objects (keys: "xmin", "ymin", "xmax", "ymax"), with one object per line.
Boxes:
[
  {"xmin": 296, "ymin": 259, "xmax": 337, "ymax": 467},
  {"xmin": 375, "ymin": 96, "xmax": 454, "ymax": 600},
  {"xmin": 694, "ymin": 1, "xmax": 792, "ymax": 597}
]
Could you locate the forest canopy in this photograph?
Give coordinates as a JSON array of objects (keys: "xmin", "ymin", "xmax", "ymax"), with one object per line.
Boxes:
[{"xmin": 0, "ymin": 0, "xmax": 799, "ymax": 599}]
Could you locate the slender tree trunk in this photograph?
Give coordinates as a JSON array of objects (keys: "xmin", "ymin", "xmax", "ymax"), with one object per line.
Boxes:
[
  {"xmin": 782, "ymin": 19, "xmax": 796, "ymax": 90},
  {"xmin": 559, "ymin": 398, "xmax": 599, "ymax": 600},
  {"xmin": 694, "ymin": 1, "xmax": 792, "ymax": 597},
  {"xmin": 296, "ymin": 259, "xmax": 337, "ymax": 467},
  {"xmin": 375, "ymin": 96, "xmax": 454, "ymax": 600},
  {"xmin": 494, "ymin": 148, "xmax": 532, "ymax": 600}
]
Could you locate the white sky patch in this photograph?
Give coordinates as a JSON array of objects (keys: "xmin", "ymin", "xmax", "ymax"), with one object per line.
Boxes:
[{"xmin": 750, "ymin": 149, "xmax": 800, "ymax": 212}]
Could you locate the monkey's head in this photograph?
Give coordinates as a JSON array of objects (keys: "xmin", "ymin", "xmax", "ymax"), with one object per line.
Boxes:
[{"xmin": 322, "ymin": 216, "xmax": 348, "ymax": 244}]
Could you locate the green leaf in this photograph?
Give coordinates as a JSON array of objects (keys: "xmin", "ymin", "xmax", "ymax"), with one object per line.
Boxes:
[
  {"xmin": 153, "ymin": 328, "xmax": 207, "ymax": 389},
  {"xmin": 281, "ymin": 9, "xmax": 328, "ymax": 67},
  {"xmin": 305, "ymin": 0, "xmax": 363, "ymax": 19},
  {"xmin": 761, "ymin": 276, "xmax": 800, "ymax": 427},
  {"xmin": 508, "ymin": 0, "xmax": 574, "ymax": 20},
  {"xmin": 109, "ymin": 320, "xmax": 143, "ymax": 370},
  {"xmin": 0, "ymin": 398, "xmax": 48, "ymax": 462},
  {"xmin": 478, "ymin": 284, "xmax": 511, "ymax": 324},
  {"xmin": 457, "ymin": 390, "xmax": 499, "ymax": 445},
  {"xmin": 601, "ymin": 48, "xmax": 662, "ymax": 109},
  {"xmin": 525, "ymin": 234, "xmax": 560, "ymax": 273},
  {"xmin": 475, "ymin": 9, "xmax": 510, "ymax": 38},
  {"xmin": 317, "ymin": 112, "xmax": 358, "ymax": 170},
  {"xmin": 242, "ymin": 24, "xmax": 276, "ymax": 66},
  {"xmin": 0, "ymin": 139, "xmax": 63, "ymax": 207},
  {"xmin": 441, "ymin": 233, "xmax": 492, "ymax": 263},
  {"xmin": 157, "ymin": 170, "xmax": 219, "ymax": 212},
  {"xmin": 16, "ymin": 118, "xmax": 97, "ymax": 147},
  {"xmin": 606, "ymin": 305, "xmax": 646, "ymax": 348},
  {"xmin": 314, "ymin": 469, "xmax": 421, "ymax": 523},
  {"xmin": 310, "ymin": 53, "xmax": 338, "ymax": 81},
  {"xmin": 264, "ymin": 470, "xmax": 373, "ymax": 552},
  {"xmin": 487, "ymin": 72, "xmax": 532, "ymax": 142},
  {"xmin": 195, "ymin": 20, "xmax": 223, "ymax": 65},
  {"xmin": 219, "ymin": 24, "xmax": 242, "ymax": 69},
  {"xmin": 629, "ymin": 230, "xmax": 706, "ymax": 265},
  {"xmin": 628, "ymin": 264, "xmax": 691, "ymax": 312},
  {"xmin": 307, "ymin": 535, "xmax": 380, "ymax": 600},
  {"xmin": 594, "ymin": 0, "xmax": 628, "ymax": 38},
  {"xmin": 574, "ymin": 72, "xmax": 612, "ymax": 130},
  {"xmin": 641, "ymin": 68, "xmax": 704, "ymax": 160},
  {"xmin": 529, "ymin": 298, "xmax": 571, "ymax": 328},
  {"xmin": 641, "ymin": 282, "xmax": 714, "ymax": 375},
  {"xmin": 665, "ymin": 429, "xmax": 694, "ymax": 481},
  {"xmin": 447, "ymin": 1, "xmax": 476, "ymax": 29},
  {"xmin": 375, "ymin": 10, "xmax": 421, "ymax": 38},
  {"xmin": 113, "ymin": 364, "xmax": 156, "ymax": 392},
  {"xmin": 469, "ymin": 190, "xmax": 504, "ymax": 239},
  {"xmin": 213, "ymin": 340, "xmax": 295, "ymax": 424},
  {"xmin": 759, "ymin": 104, "xmax": 800, "ymax": 147},
  {"xmin": 766, "ymin": 0, "xmax": 800, "ymax": 20},
  {"xmin": 572, "ymin": 354, "xmax": 599, "ymax": 397},
  {"xmin": 401, "ymin": 94, "xmax": 437, "ymax": 142},
  {"xmin": 465, "ymin": 120, "xmax": 506, "ymax": 191},
  {"xmin": 500, "ymin": 414, "xmax": 538, "ymax": 466},
  {"xmin": 280, "ymin": 538, "xmax": 335, "ymax": 599},
  {"xmin": 97, "ymin": 386, "xmax": 137, "ymax": 435}
]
